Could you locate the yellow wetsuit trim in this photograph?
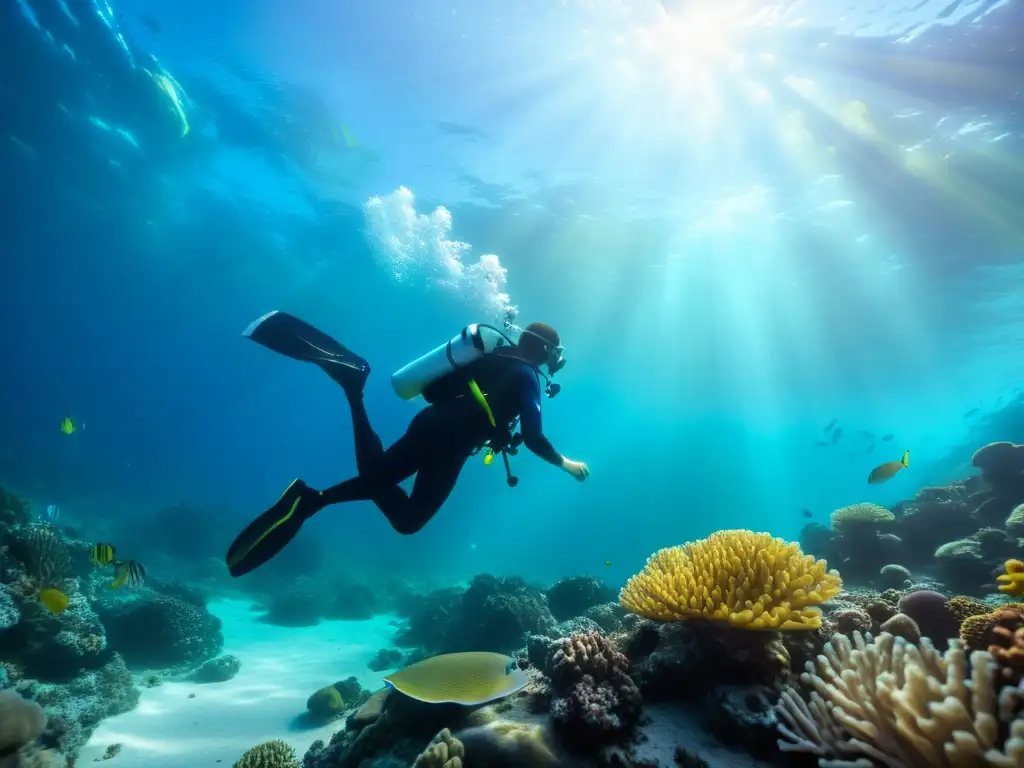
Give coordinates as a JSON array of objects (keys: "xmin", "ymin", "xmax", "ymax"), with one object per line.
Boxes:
[{"xmin": 467, "ymin": 379, "xmax": 496, "ymax": 428}]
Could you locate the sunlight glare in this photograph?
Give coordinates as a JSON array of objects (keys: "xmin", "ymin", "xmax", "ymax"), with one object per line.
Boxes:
[{"xmin": 634, "ymin": 9, "xmax": 741, "ymax": 86}]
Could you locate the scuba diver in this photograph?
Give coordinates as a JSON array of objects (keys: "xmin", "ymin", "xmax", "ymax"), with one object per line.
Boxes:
[{"xmin": 226, "ymin": 310, "xmax": 590, "ymax": 577}]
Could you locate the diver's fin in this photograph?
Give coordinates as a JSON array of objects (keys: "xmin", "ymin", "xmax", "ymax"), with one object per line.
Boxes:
[
  {"xmin": 242, "ymin": 310, "xmax": 371, "ymax": 394},
  {"xmin": 226, "ymin": 479, "xmax": 318, "ymax": 578}
]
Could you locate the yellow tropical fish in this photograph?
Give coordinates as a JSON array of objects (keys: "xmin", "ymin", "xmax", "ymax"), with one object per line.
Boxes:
[
  {"xmin": 867, "ymin": 450, "xmax": 909, "ymax": 484},
  {"xmin": 605, "ymin": 560, "xmax": 612, "ymax": 567},
  {"xmin": 483, "ymin": 452, "xmax": 494, "ymax": 466},
  {"xmin": 383, "ymin": 652, "xmax": 527, "ymax": 706},
  {"xmin": 39, "ymin": 588, "xmax": 69, "ymax": 614},
  {"xmin": 90, "ymin": 543, "xmax": 116, "ymax": 567},
  {"xmin": 60, "ymin": 417, "xmax": 75, "ymax": 435}
]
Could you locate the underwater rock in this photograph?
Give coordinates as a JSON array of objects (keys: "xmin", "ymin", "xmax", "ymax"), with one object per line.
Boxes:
[
  {"xmin": 897, "ymin": 590, "xmax": 959, "ymax": 649},
  {"xmin": 702, "ymin": 684, "xmax": 778, "ymax": 759},
  {"xmin": 583, "ymin": 602, "xmax": 627, "ymax": 633},
  {"xmin": 878, "ymin": 564, "xmax": 912, "ymax": 589},
  {"xmin": 0, "ymin": 486, "xmax": 32, "ymax": 529},
  {"xmin": 13, "ymin": 589, "xmax": 110, "ymax": 682},
  {"xmin": 25, "ymin": 654, "xmax": 139, "ymax": 760},
  {"xmin": 395, "ymin": 576, "xmax": 557, "ymax": 655},
  {"xmin": 798, "ymin": 523, "xmax": 837, "ymax": 562},
  {"xmin": 0, "ymin": 690, "xmax": 46, "ymax": 754},
  {"xmin": 394, "ymin": 587, "xmax": 463, "ymax": 651},
  {"xmin": 324, "ymin": 583, "xmax": 379, "ymax": 621},
  {"xmin": 368, "ymin": 647, "xmax": 402, "ymax": 672},
  {"xmin": 879, "ymin": 612, "xmax": 922, "ymax": 644},
  {"xmin": 554, "ymin": 616, "xmax": 603, "ymax": 638},
  {"xmin": 544, "ymin": 576, "xmax": 616, "ymax": 622},
  {"xmin": 188, "ymin": 654, "xmax": 241, "ymax": 684},
  {"xmin": 456, "ymin": 575, "xmax": 558, "ymax": 654},
  {"xmin": 257, "ymin": 580, "xmax": 324, "ymax": 628},
  {"xmin": 973, "ymin": 441, "xmax": 1024, "ymax": 483},
  {"xmin": 95, "ymin": 591, "xmax": 223, "ymax": 669},
  {"xmin": 933, "ymin": 537, "xmax": 992, "ymax": 595}
]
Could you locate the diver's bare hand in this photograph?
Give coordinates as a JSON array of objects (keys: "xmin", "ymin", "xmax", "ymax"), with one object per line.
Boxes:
[{"xmin": 561, "ymin": 458, "xmax": 590, "ymax": 481}]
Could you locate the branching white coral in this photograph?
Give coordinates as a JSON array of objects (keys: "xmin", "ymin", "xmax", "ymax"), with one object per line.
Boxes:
[{"xmin": 776, "ymin": 631, "xmax": 1024, "ymax": 767}]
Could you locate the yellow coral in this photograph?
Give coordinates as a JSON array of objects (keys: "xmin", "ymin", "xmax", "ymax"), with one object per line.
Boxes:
[
  {"xmin": 618, "ymin": 530, "xmax": 842, "ymax": 631},
  {"xmin": 413, "ymin": 728, "xmax": 465, "ymax": 768},
  {"xmin": 828, "ymin": 502, "xmax": 894, "ymax": 532},
  {"xmin": 997, "ymin": 559, "xmax": 1024, "ymax": 597}
]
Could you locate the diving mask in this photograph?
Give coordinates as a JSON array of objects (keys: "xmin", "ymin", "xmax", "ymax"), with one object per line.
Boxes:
[{"xmin": 516, "ymin": 326, "xmax": 566, "ymax": 377}]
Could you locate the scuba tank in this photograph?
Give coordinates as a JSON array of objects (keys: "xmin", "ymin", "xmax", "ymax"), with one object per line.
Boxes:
[{"xmin": 391, "ymin": 324, "xmax": 514, "ymax": 401}]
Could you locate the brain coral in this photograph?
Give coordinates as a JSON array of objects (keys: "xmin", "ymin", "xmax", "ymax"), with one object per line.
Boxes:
[
  {"xmin": 829, "ymin": 502, "xmax": 894, "ymax": 533},
  {"xmin": 618, "ymin": 530, "xmax": 841, "ymax": 630}
]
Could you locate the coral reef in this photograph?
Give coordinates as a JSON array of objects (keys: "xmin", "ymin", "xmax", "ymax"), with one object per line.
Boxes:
[
  {"xmin": 233, "ymin": 739, "xmax": 300, "ymax": 768},
  {"xmin": 306, "ymin": 677, "xmax": 371, "ymax": 723},
  {"xmin": 0, "ymin": 487, "xmax": 32, "ymax": 529},
  {"xmin": 94, "ymin": 590, "xmax": 223, "ymax": 669},
  {"xmin": 0, "ymin": 492, "xmax": 141, "ymax": 763},
  {"xmin": 395, "ymin": 575, "xmax": 557, "ymax": 655},
  {"xmin": 545, "ymin": 631, "xmax": 641, "ymax": 742},
  {"xmin": 12, "ymin": 654, "xmax": 139, "ymax": 758},
  {"xmin": 796, "ymin": 441, "xmax": 1024, "ymax": 598},
  {"xmin": 545, "ymin": 576, "xmax": 616, "ymax": 622},
  {"xmin": 776, "ymin": 630, "xmax": 1024, "ymax": 765},
  {"xmin": 369, "ymin": 647, "xmax": 402, "ymax": 672},
  {"xmin": 619, "ymin": 530, "xmax": 841, "ymax": 630},
  {"xmin": 413, "ymin": 728, "xmax": 465, "ymax": 767}
]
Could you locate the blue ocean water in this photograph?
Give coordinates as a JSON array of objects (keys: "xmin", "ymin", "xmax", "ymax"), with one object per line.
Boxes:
[{"xmin": 1, "ymin": 0, "xmax": 1022, "ymax": 594}]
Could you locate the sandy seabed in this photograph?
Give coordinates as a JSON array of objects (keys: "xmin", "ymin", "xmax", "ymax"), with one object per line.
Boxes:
[{"xmin": 78, "ymin": 599, "xmax": 400, "ymax": 767}]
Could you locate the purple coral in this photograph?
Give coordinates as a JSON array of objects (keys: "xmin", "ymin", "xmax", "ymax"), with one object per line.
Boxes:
[{"xmin": 546, "ymin": 630, "xmax": 641, "ymax": 741}]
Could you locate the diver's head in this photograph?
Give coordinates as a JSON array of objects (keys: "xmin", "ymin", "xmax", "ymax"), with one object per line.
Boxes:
[{"xmin": 517, "ymin": 322, "xmax": 566, "ymax": 375}]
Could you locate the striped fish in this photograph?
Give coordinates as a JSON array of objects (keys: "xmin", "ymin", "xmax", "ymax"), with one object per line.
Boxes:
[
  {"xmin": 44, "ymin": 504, "xmax": 60, "ymax": 522},
  {"xmin": 111, "ymin": 559, "xmax": 146, "ymax": 589}
]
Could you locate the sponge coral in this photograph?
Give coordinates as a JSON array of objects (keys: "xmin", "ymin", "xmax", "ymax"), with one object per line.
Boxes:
[
  {"xmin": 776, "ymin": 631, "xmax": 1021, "ymax": 766},
  {"xmin": 232, "ymin": 739, "xmax": 299, "ymax": 768},
  {"xmin": 619, "ymin": 530, "xmax": 841, "ymax": 631}
]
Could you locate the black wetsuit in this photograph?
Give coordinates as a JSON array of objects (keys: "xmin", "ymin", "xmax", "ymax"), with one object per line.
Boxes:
[{"xmin": 312, "ymin": 354, "xmax": 563, "ymax": 533}]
